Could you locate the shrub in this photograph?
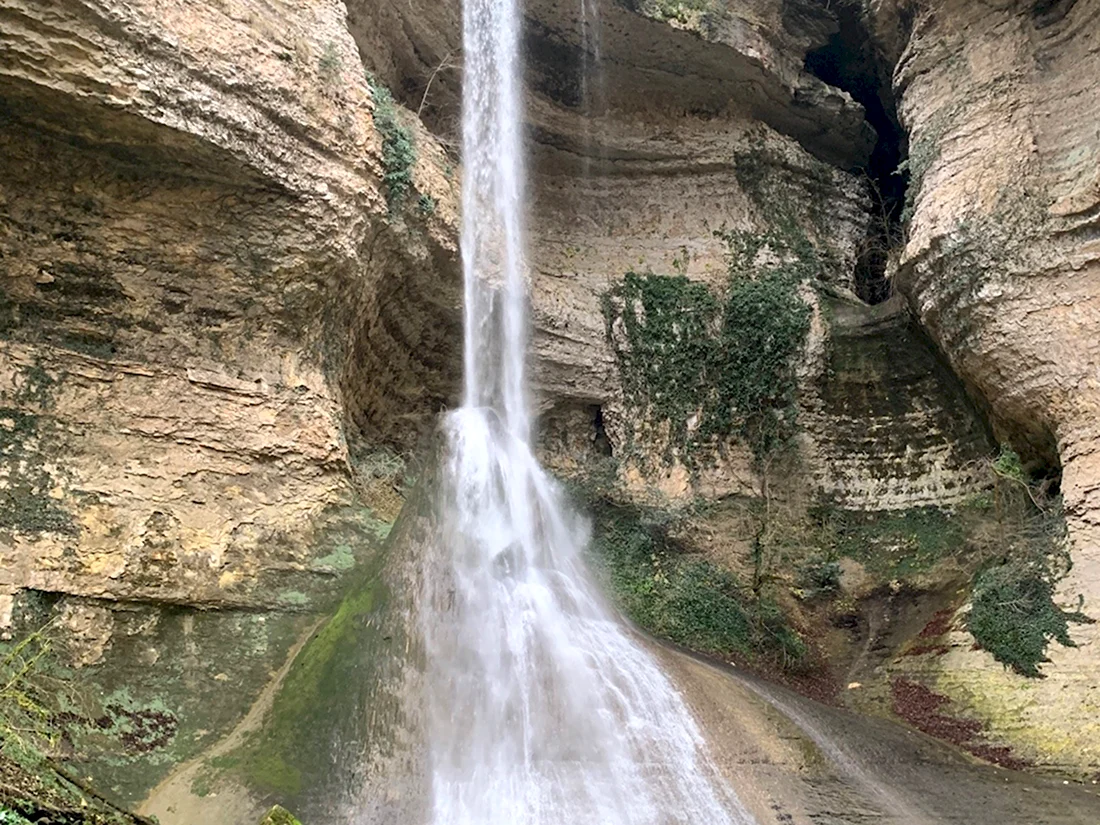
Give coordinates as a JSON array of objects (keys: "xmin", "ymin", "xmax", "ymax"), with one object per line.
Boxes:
[
  {"xmin": 585, "ymin": 500, "xmax": 806, "ymax": 668},
  {"xmin": 797, "ymin": 555, "xmax": 842, "ymax": 598},
  {"xmin": 968, "ymin": 554, "xmax": 1091, "ymax": 677},
  {"xmin": 417, "ymin": 193, "xmax": 437, "ymax": 216},
  {"xmin": 991, "ymin": 445, "xmax": 1025, "ymax": 483},
  {"xmin": 366, "ymin": 76, "xmax": 416, "ymax": 210},
  {"xmin": 318, "ymin": 41, "xmax": 342, "ymax": 85},
  {"xmin": 968, "ymin": 560, "xmax": 1087, "ymax": 677},
  {"xmin": 0, "ymin": 622, "xmax": 62, "ymax": 763}
]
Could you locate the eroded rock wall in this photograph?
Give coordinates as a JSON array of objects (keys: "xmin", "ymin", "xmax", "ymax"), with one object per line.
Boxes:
[
  {"xmin": 524, "ymin": 0, "xmax": 990, "ymax": 513},
  {"xmin": 0, "ymin": 0, "xmax": 460, "ymax": 803},
  {"xmin": 869, "ymin": 0, "xmax": 1100, "ymax": 775}
]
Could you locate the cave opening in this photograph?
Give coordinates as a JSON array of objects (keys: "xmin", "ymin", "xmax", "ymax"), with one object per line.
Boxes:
[
  {"xmin": 805, "ymin": 3, "xmax": 906, "ymax": 305},
  {"xmin": 591, "ymin": 404, "xmax": 613, "ymax": 457}
]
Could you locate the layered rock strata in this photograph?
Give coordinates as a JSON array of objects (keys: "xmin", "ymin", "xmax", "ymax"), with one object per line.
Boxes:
[
  {"xmin": 868, "ymin": 0, "xmax": 1100, "ymax": 775},
  {"xmin": 0, "ymin": 0, "xmax": 459, "ymax": 802}
]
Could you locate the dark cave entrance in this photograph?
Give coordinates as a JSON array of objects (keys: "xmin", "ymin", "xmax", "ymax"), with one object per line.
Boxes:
[
  {"xmin": 592, "ymin": 404, "xmax": 613, "ymax": 457},
  {"xmin": 805, "ymin": 4, "xmax": 907, "ymax": 305}
]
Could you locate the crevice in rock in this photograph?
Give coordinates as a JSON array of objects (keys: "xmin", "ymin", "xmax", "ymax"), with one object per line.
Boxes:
[
  {"xmin": 1031, "ymin": 0, "xmax": 1078, "ymax": 27},
  {"xmin": 592, "ymin": 405, "xmax": 613, "ymax": 457},
  {"xmin": 804, "ymin": 3, "xmax": 906, "ymax": 305}
]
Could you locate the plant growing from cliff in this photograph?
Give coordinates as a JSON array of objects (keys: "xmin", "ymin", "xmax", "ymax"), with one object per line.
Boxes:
[
  {"xmin": 584, "ymin": 499, "xmax": 806, "ymax": 668},
  {"xmin": 965, "ymin": 451, "xmax": 1093, "ymax": 677},
  {"xmin": 417, "ymin": 193, "xmax": 437, "ymax": 216},
  {"xmin": 318, "ymin": 41, "xmax": 342, "ymax": 85},
  {"xmin": 366, "ymin": 75, "xmax": 416, "ymax": 211},
  {"xmin": 603, "ymin": 272, "xmax": 717, "ymax": 454},
  {"xmin": 0, "ymin": 621, "xmax": 64, "ymax": 764},
  {"xmin": 603, "ymin": 236, "xmax": 812, "ymax": 464},
  {"xmin": 967, "ymin": 553, "xmax": 1089, "ymax": 678},
  {"xmin": 796, "ymin": 555, "xmax": 842, "ymax": 599},
  {"xmin": 636, "ymin": 0, "xmax": 714, "ymax": 30}
]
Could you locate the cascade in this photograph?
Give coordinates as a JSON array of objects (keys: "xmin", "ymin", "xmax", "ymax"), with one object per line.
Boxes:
[{"xmin": 419, "ymin": 0, "xmax": 753, "ymax": 822}]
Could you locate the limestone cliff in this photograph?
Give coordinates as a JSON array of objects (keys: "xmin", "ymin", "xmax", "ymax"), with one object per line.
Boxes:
[
  {"xmin": 0, "ymin": 0, "xmax": 459, "ymax": 804},
  {"xmin": 862, "ymin": 0, "xmax": 1100, "ymax": 776},
  {"xmin": 2, "ymin": 0, "xmax": 1099, "ymax": 816}
]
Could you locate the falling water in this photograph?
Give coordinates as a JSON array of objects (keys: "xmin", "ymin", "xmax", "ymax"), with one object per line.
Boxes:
[
  {"xmin": 579, "ymin": 0, "xmax": 605, "ymax": 183},
  {"xmin": 420, "ymin": 0, "xmax": 753, "ymax": 822}
]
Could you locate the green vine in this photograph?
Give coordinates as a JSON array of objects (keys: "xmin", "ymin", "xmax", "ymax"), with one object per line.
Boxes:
[
  {"xmin": 964, "ymin": 459, "xmax": 1093, "ymax": 678},
  {"xmin": 366, "ymin": 75, "xmax": 416, "ymax": 211},
  {"xmin": 968, "ymin": 552, "xmax": 1091, "ymax": 678},
  {"xmin": 603, "ymin": 230, "xmax": 813, "ymax": 462}
]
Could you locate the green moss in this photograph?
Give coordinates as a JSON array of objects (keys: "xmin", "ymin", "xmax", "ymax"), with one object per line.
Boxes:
[
  {"xmin": 311, "ymin": 545, "xmax": 356, "ymax": 572},
  {"xmin": 636, "ymin": 0, "xmax": 714, "ymax": 28},
  {"xmin": 0, "ymin": 625, "xmax": 146, "ymax": 825},
  {"xmin": 586, "ymin": 500, "xmax": 806, "ymax": 668},
  {"xmin": 234, "ymin": 564, "xmax": 388, "ymax": 797},
  {"xmin": 366, "ymin": 76, "xmax": 416, "ymax": 211},
  {"xmin": 260, "ymin": 806, "xmax": 303, "ymax": 825},
  {"xmin": 190, "ymin": 773, "xmax": 212, "ymax": 798},
  {"xmin": 34, "ymin": 605, "xmax": 310, "ymax": 806},
  {"xmin": 276, "ymin": 591, "xmax": 309, "ymax": 609},
  {"xmin": 826, "ymin": 506, "xmax": 968, "ymax": 580}
]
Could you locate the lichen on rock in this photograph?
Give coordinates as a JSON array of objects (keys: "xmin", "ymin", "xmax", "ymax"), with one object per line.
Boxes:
[{"xmin": 260, "ymin": 806, "xmax": 303, "ymax": 825}]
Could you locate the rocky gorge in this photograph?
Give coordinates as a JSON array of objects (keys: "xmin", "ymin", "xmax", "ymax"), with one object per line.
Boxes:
[{"xmin": 1, "ymin": 0, "xmax": 1100, "ymax": 822}]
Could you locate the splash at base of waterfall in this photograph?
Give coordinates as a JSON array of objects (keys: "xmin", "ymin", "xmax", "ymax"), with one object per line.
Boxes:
[{"xmin": 421, "ymin": 408, "xmax": 751, "ymax": 825}]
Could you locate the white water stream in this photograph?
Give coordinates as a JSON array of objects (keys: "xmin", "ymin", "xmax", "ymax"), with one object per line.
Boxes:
[{"xmin": 420, "ymin": 0, "xmax": 754, "ymax": 822}]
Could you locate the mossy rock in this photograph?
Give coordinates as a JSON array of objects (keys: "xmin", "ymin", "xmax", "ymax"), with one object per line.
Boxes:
[
  {"xmin": 183, "ymin": 452, "xmax": 444, "ymax": 823},
  {"xmin": 582, "ymin": 497, "xmax": 806, "ymax": 668},
  {"xmin": 260, "ymin": 805, "xmax": 303, "ymax": 825}
]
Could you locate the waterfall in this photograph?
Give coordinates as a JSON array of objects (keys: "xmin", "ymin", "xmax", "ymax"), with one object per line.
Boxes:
[
  {"xmin": 579, "ymin": 0, "xmax": 605, "ymax": 184},
  {"xmin": 420, "ymin": 0, "xmax": 753, "ymax": 821}
]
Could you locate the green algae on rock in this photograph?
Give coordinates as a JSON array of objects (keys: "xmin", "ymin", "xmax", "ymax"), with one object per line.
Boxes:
[{"xmin": 260, "ymin": 805, "xmax": 303, "ymax": 825}]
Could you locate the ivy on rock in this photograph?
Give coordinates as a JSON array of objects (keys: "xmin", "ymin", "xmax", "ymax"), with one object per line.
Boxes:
[
  {"xmin": 366, "ymin": 75, "xmax": 416, "ymax": 211},
  {"xmin": 603, "ymin": 227, "xmax": 816, "ymax": 463}
]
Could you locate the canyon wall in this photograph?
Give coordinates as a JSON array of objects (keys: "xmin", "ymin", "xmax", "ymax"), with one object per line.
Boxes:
[
  {"xmin": 4, "ymin": 0, "xmax": 1099, "ymax": 816},
  {"xmin": 864, "ymin": 0, "xmax": 1100, "ymax": 777},
  {"xmin": 0, "ymin": 0, "xmax": 460, "ymax": 804}
]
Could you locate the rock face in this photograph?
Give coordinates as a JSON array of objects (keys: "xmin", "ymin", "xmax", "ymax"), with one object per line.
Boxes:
[
  {"xmin": 0, "ymin": 0, "xmax": 459, "ymax": 803},
  {"xmin": 521, "ymin": 0, "xmax": 990, "ymax": 511},
  {"xmin": 866, "ymin": 0, "xmax": 1100, "ymax": 775},
  {"xmin": 0, "ymin": 0, "xmax": 461, "ymax": 610},
  {"xmin": 803, "ymin": 293, "xmax": 990, "ymax": 510}
]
